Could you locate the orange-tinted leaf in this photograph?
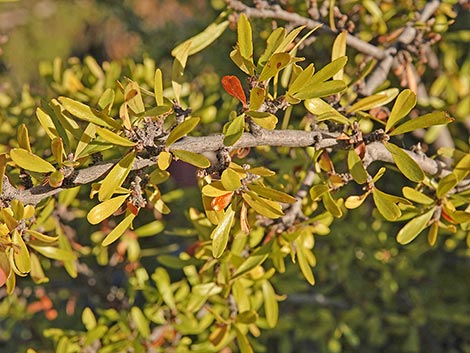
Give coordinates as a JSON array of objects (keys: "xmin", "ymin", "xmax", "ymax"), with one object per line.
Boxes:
[
  {"xmin": 221, "ymin": 76, "xmax": 247, "ymax": 107},
  {"xmin": 211, "ymin": 192, "xmax": 234, "ymax": 212}
]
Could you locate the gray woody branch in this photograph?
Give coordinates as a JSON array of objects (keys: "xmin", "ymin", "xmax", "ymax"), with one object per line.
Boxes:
[{"xmin": 2, "ymin": 128, "xmax": 453, "ymax": 206}]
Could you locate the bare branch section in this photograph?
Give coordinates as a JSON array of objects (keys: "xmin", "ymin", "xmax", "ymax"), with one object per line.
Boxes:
[
  {"xmin": 2, "ymin": 129, "xmax": 452, "ymax": 206},
  {"xmin": 226, "ymin": 0, "xmax": 386, "ymax": 59}
]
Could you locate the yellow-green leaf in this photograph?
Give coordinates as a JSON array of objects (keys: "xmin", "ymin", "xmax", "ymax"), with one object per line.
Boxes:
[
  {"xmin": 166, "ymin": 117, "xmax": 200, "ymax": 146},
  {"xmin": 347, "ymin": 150, "xmax": 368, "ymax": 184},
  {"xmin": 402, "ymin": 187, "xmax": 434, "ymax": 204},
  {"xmin": 95, "ymin": 127, "xmax": 136, "ymax": 147},
  {"xmin": 221, "ymin": 168, "xmax": 242, "ymax": 191},
  {"xmin": 295, "ymin": 237, "xmax": 315, "ymax": 285},
  {"xmin": 30, "ymin": 252, "xmax": 48, "ymax": 284},
  {"xmin": 224, "ymin": 114, "xmax": 245, "ymax": 146},
  {"xmin": 51, "ymin": 137, "xmax": 64, "ymax": 165},
  {"xmin": 87, "ymin": 194, "xmax": 129, "ymax": 225},
  {"xmin": 294, "ymin": 80, "xmax": 347, "ymax": 100},
  {"xmin": 172, "ymin": 149, "xmax": 211, "ymax": 168},
  {"xmin": 345, "ymin": 192, "xmax": 370, "ymax": 209},
  {"xmin": 59, "ymin": 97, "xmax": 121, "ymax": 129},
  {"xmin": 249, "ymin": 87, "xmax": 265, "ymax": 111},
  {"xmin": 102, "ymin": 212, "xmax": 136, "ymax": 246},
  {"xmin": 247, "ymin": 184, "xmax": 296, "ymax": 204},
  {"xmin": 152, "ymin": 267, "xmax": 176, "ymax": 310},
  {"xmin": 258, "ymin": 52, "xmax": 291, "ymax": 81},
  {"xmin": 261, "ymin": 280, "xmax": 279, "ymax": 328},
  {"xmin": 211, "ymin": 206, "xmax": 235, "ymax": 258},
  {"xmin": 246, "ymin": 111, "xmax": 278, "ymax": 130},
  {"xmin": 17, "ymin": 124, "xmax": 32, "ymax": 152},
  {"xmin": 98, "ymin": 150, "xmax": 136, "ymax": 202},
  {"xmin": 202, "ymin": 181, "xmax": 229, "ymax": 197},
  {"xmin": 332, "ymin": 31, "xmax": 347, "ymax": 80},
  {"xmin": 171, "ymin": 20, "xmax": 229, "ymax": 57},
  {"xmin": 288, "ymin": 64, "xmax": 315, "ymax": 96},
  {"xmin": 373, "ymin": 188, "xmax": 401, "ymax": 221},
  {"xmin": 427, "ymin": 221, "xmax": 438, "ymax": 246},
  {"xmin": 36, "ymin": 107, "xmax": 59, "ymax": 140},
  {"xmin": 389, "ymin": 111, "xmax": 453, "ymax": 136},
  {"xmin": 157, "ymin": 151, "xmax": 172, "ymax": 171},
  {"xmin": 12, "ymin": 230, "xmax": 30, "ymax": 274},
  {"xmin": 310, "ymin": 184, "xmax": 329, "ymax": 200},
  {"xmin": 124, "ymin": 81, "xmax": 145, "ymax": 115},
  {"xmin": 98, "ymin": 88, "xmax": 115, "ymax": 113},
  {"xmin": 131, "ymin": 306, "xmax": 150, "ymax": 338},
  {"xmin": 310, "ymin": 56, "xmax": 348, "ymax": 85},
  {"xmin": 82, "ymin": 307, "xmax": 97, "ymax": 330},
  {"xmin": 436, "ymin": 173, "xmax": 458, "ymax": 199},
  {"xmin": 396, "ymin": 208, "xmax": 434, "ymax": 245},
  {"xmin": 26, "ymin": 229, "xmax": 59, "ymax": 243},
  {"xmin": 154, "ymin": 69, "xmax": 164, "ymax": 106},
  {"xmin": 305, "ymin": 98, "xmax": 350, "ymax": 125},
  {"xmin": 346, "ymin": 88, "xmax": 399, "ymax": 114},
  {"xmin": 238, "ymin": 13, "xmax": 253, "ymax": 62},
  {"xmin": 384, "ymin": 142, "xmax": 424, "ymax": 182},
  {"xmin": 235, "ymin": 325, "xmax": 254, "ymax": 353},
  {"xmin": 172, "ymin": 41, "xmax": 191, "ymax": 104},
  {"xmin": 10, "ymin": 148, "xmax": 56, "ymax": 173},
  {"xmin": 386, "ymin": 89, "xmax": 416, "ymax": 132},
  {"xmin": 242, "ymin": 192, "xmax": 284, "ymax": 218},
  {"xmin": 74, "ymin": 123, "xmax": 96, "ymax": 160},
  {"xmin": 322, "ymin": 190, "xmax": 343, "ymax": 218}
]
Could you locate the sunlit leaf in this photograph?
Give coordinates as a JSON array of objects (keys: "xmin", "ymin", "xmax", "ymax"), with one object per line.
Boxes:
[
  {"xmin": 258, "ymin": 52, "xmax": 291, "ymax": 81},
  {"xmin": 224, "ymin": 114, "xmax": 245, "ymax": 146},
  {"xmin": 242, "ymin": 192, "xmax": 284, "ymax": 218},
  {"xmin": 389, "ymin": 111, "xmax": 454, "ymax": 136},
  {"xmin": 26, "ymin": 229, "xmax": 59, "ymax": 243},
  {"xmin": 396, "ymin": 208, "xmax": 434, "ymax": 244},
  {"xmin": 12, "ymin": 229, "xmax": 30, "ymax": 275},
  {"xmin": 235, "ymin": 325, "xmax": 254, "ymax": 353},
  {"xmin": 232, "ymin": 243, "xmax": 270, "ymax": 279},
  {"xmin": 295, "ymin": 236, "xmax": 315, "ymax": 285},
  {"xmin": 17, "ymin": 124, "xmax": 32, "ymax": 152},
  {"xmin": 221, "ymin": 76, "xmax": 247, "ymax": 107},
  {"xmin": 305, "ymin": 98, "xmax": 350, "ymax": 125},
  {"xmin": 246, "ymin": 111, "xmax": 278, "ymax": 130},
  {"xmin": 221, "ymin": 168, "xmax": 242, "ymax": 191},
  {"xmin": 29, "ymin": 244, "xmax": 76, "ymax": 261},
  {"xmin": 384, "ymin": 142, "xmax": 424, "ymax": 182},
  {"xmin": 58, "ymin": 97, "xmax": 121, "ymax": 129},
  {"xmin": 237, "ymin": 13, "xmax": 253, "ymax": 63},
  {"xmin": 172, "ymin": 41, "xmax": 191, "ymax": 104},
  {"xmin": 172, "ymin": 149, "xmax": 211, "ymax": 168},
  {"xmin": 322, "ymin": 191, "xmax": 343, "ymax": 218},
  {"xmin": 211, "ymin": 192, "xmax": 233, "ymax": 212},
  {"xmin": 131, "ymin": 307, "xmax": 150, "ymax": 338},
  {"xmin": 134, "ymin": 221, "xmax": 165, "ymax": 237},
  {"xmin": 427, "ymin": 221, "xmax": 438, "ymax": 246},
  {"xmin": 98, "ymin": 150, "xmax": 136, "ymax": 201},
  {"xmin": 346, "ymin": 88, "xmax": 399, "ymax": 113},
  {"xmin": 102, "ymin": 213, "xmax": 136, "ymax": 246},
  {"xmin": 82, "ymin": 307, "xmax": 97, "ymax": 330},
  {"xmin": 402, "ymin": 187, "xmax": 434, "ymax": 204},
  {"xmin": 10, "ymin": 148, "xmax": 56, "ymax": 173},
  {"xmin": 332, "ymin": 31, "xmax": 347, "ymax": 80},
  {"xmin": 288, "ymin": 64, "xmax": 315, "ymax": 96},
  {"xmin": 386, "ymin": 89, "xmax": 416, "ymax": 132},
  {"xmin": 202, "ymin": 181, "xmax": 230, "ymax": 197},
  {"xmin": 345, "ymin": 192, "xmax": 370, "ymax": 209},
  {"xmin": 249, "ymin": 86, "xmax": 265, "ymax": 111},
  {"xmin": 166, "ymin": 117, "xmax": 200, "ymax": 146},
  {"xmin": 152, "ymin": 267, "xmax": 176, "ymax": 310},
  {"xmin": 95, "ymin": 127, "xmax": 136, "ymax": 147},
  {"xmin": 87, "ymin": 194, "xmax": 129, "ymax": 225},
  {"xmin": 310, "ymin": 184, "xmax": 329, "ymax": 200},
  {"xmin": 154, "ymin": 68, "xmax": 164, "ymax": 106},
  {"xmin": 30, "ymin": 252, "xmax": 48, "ymax": 284},
  {"xmin": 248, "ymin": 183, "xmax": 296, "ymax": 204},
  {"xmin": 211, "ymin": 206, "xmax": 235, "ymax": 258},
  {"xmin": 98, "ymin": 88, "xmax": 115, "ymax": 113},
  {"xmin": 36, "ymin": 107, "xmax": 59, "ymax": 140},
  {"xmin": 294, "ymin": 80, "xmax": 347, "ymax": 100}
]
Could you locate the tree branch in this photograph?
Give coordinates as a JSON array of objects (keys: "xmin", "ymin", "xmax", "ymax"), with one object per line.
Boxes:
[{"xmin": 2, "ymin": 128, "xmax": 456, "ymax": 207}]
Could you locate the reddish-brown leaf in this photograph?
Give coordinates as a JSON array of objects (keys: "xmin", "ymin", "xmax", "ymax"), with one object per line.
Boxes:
[{"xmin": 221, "ymin": 75, "xmax": 247, "ymax": 107}]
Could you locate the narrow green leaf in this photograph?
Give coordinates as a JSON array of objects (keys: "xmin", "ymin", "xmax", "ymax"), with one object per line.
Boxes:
[
  {"xmin": 95, "ymin": 127, "xmax": 136, "ymax": 147},
  {"xmin": 102, "ymin": 213, "xmax": 136, "ymax": 246},
  {"xmin": 124, "ymin": 81, "xmax": 145, "ymax": 115},
  {"xmin": 347, "ymin": 150, "xmax": 368, "ymax": 184},
  {"xmin": 242, "ymin": 192, "xmax": 284, "ymax": 218},
  {"xmin": 172, "ymin": 41, "xmax": 191, "ymax": 103},
  {"xmin": 171, "ymin": 20, "xmax": 228, "ymax": 57},
  {"xmin": 295, "ymin": 236, "xmax": 315, "ymax": 285},
  {"xmin": 29, "ymin": 244, "xmax": 76, "ymax": 261},
  {"xmin": 288, "ymin": 64, "xmax": 315, "ymax": 96},
  {"xmin": 98, "ymin": 88, "xmax": 115, "ymax": 113},
  {"xmin": 436, "ymin": 173, "xmax": 458, "ymax": 199},
  {"xmin": 152, "ymin": 267, "xmax": 176, "ymax": 310},
  {"xmin": 322, "ymin": 190, "xmax": 343, "ymax": 218},
  {"xmin": 247, "ymin": 184, "xmax": 297, "ymax": 204},
  {"xmin": 332, "ymin": 31, "xmax": 347, "ymax": 80},
  {"xmin": 166, "ymin": 117, "xmax": 200, "ymax": 146},
  {"xmin": 238, "ymin": 13, "xmax": 253, "ymax": 62},
  {"xmin": 232, "ymin": 244, "xmax": 270, "ymax": 279},
  {"xmin": 36, "ymin": 107, "xmax": 59, "ymax": 140},
  {"xmin": 134, "ymin": 221, "xmax": 165, "ymax": 237},
  {"xmin": 98, "ymin": 150, "xmax": 136, "ymax": 201},
  {"xmin": 26, "ymin": 229, "xmax": 59, "ymax": 243},
  {"xmin": 386, "ymin": 89, "xmax": 416, "ymax": 132},
  {"xmin": 30, "ymin": 252, "xmax": 48, "ymax": 284},
  {"xmin": 310, "ymin": 56, "xmax": 348, "ymax": 85},
  {"xmin": 17, "ymin": 124, "xmax": 32, "ymax": 152},
  {"xmin": 154, "ymin": 69, "xmax": 164, "ymax": 106},
  {"xmin": 346, "ymin": 88, "xmax": 399, "ymax": 113},
  {"xmin": 74, "ymin": 123, "xmax": 96, "ymax": 160},
  {"xmin": 12, "ymin": 230, "xmax": 30, "ymax": 274},
  {"xmin": 58, "ymin": 97, "xmax": 121, "ymax": 129},
  {"xmin": 305, "ymin": 98, "xmax": 350, "ymax": 125},
  {"xmin": 51, "ymin": 137, "xmax": 64, "ymax": 165},
  {"xmin": 172, "ymin": 149, "xmax": 211, "ymax": 168},
  {"xmin": 258, "ymin": 27, "xmax": 285, "ymax": 68},
  {"xmin": 384, "ymin": 142, "xmax": 424, "ymax": 182},
  {"xmin": 131, "ymin": 307, "xmax": 150, "ymax": 338},
  {"xmin": 261, "ymin": 280, "xmax": 279, "ymax": 328},
  {"xmin": 10, "ymin": 148, "xmax": 56, "ymax": 173},
  {"xmin": 402, "ymin": 187, "xmax": 434, "ymax": 204},
  {"xmin": 396, "ymin": 208, "xmax": 434, "ymax": 244},
  {"xmin": 235, "ymin": 325, "xmax": 254, "ymax": 353},
  {"xmin": 87, "ymin": 194, "xmax": 129, "ymax": 225},
  {"xmin": 211, "ymin": 206, "xmax": 235, "ymax": 258},
  {"xmin": 309, "ymin": 184, "xmax": 329, "ymax": 200},
  {"xmin": 389, "ymin": 111, "xmax": 454, "ymax": 136},
  {"xmin": 373, "ymin": 188, "xmax": 401, "ymax": 221},
  {"xmin": 294, "ymin": 80, "xmax": 346, "ymax": 100}
]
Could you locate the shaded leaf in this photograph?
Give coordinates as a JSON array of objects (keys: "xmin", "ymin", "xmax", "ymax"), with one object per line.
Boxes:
[
  {"xmin": 322, "ymin": 191, "xmax": 343, "ymax": 218},
  {"xmin": 152, "ymin": 267, "xmax": 176, "ymax": 310},
  {"xmin": 348, "ymin": 150, "xmax": 368, "ymax": 184},
  {"xmin": 436, "ymin": 173, "xmax": 457, "ymax": 199},
  {"xmin": 232, "ymin": 243, "xmax": 271, "ymax": 279},
  {"xmin": 261, "ymin": 280, "xmax": 279, "ymax": 328},
  {"xmin": 235, "ymin": 325, "xmax": 254, "ymax": 353},
  {"xmin": 224, "ymin": 114, "xmax": 245, "ymax": 146},
  {"xmin": 242, "ymin": 192, "xmax": 284, "ymax": 218},
  {"xmin": 373, "ymin": 188, "xmax": 401, "ymax": 221},
  {"xmin": 98, "ymin": 88, "xmax": 115, "ymax": 113}
]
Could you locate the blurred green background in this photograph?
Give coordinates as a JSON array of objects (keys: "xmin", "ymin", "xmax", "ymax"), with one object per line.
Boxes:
[{"xmin": 0, "ymin": 1, "xmax": 469, "ymax": 353}]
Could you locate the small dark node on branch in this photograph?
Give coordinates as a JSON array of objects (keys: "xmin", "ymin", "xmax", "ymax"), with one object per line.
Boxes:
[{"xmin": 173, "ymin": 101, "xmax": 192, "ymax": 124}]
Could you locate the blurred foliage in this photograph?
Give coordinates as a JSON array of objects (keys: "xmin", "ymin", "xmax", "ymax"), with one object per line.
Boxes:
[{"xmin": 0, "ymin": 1, "xmax": 469, "ymax": 353}]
